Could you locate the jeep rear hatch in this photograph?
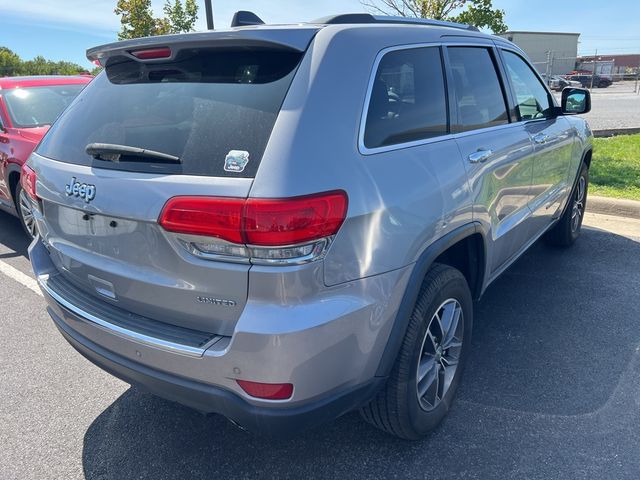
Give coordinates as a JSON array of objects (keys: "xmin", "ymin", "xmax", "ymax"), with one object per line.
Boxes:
[{"xmin": 32, "ymin": 30, "xmax": 316, "ymax": 339}]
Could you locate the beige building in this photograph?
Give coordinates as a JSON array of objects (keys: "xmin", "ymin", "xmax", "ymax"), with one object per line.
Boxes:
[{"xmin": 497, "ymin": 31, "xmax": 580, "ymax": 76}]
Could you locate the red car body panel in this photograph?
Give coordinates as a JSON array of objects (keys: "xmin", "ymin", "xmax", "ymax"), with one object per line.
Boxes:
[{"xmin": 0, "ymin": 75, "xmax": 91, "ymax": 214}]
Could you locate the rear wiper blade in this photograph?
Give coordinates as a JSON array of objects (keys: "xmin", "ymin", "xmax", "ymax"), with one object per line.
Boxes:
[{"xmin": 85, "ymin": 143, "xmax": 181, "ymax": 164}]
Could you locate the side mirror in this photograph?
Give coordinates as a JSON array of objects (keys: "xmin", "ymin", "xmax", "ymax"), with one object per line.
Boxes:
[{"xmin": 561, "ymin": 88, "xmax": 591, "ymax": 115}]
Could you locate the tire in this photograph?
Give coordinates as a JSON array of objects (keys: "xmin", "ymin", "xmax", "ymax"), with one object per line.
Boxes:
[
  {"xmin": 545, "ymin": 162, "xmax": 589, "ymax": 247},
  {"xmin": 360, "ymin": 263, "xmax": 473, "ymax": 440},
  {"xmin": 14, "ymin": 181, "xmax": 37, "ymax": 239}
]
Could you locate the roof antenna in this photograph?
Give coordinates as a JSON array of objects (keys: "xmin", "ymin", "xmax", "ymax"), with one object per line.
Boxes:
[
  {"xmin": 204, "ymin": 0, "xmax": 214, "ymax": 30},
  {"xmin": 231, "ymin": 11, "xmax": 265, "ymax": 27}
]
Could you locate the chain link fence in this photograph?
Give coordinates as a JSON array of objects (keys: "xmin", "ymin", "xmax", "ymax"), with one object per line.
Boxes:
[{"xmin": 533, "ymin": 52, "xmax": 640, "ymax": 95}]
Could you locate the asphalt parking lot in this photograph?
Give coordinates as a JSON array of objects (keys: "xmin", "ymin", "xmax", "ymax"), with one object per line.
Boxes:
[
  {"xmin": 1, "ymin": 208, "xmax": 640, "ymax": 479},
  {"xmin": 553, "ymin": 81, "xmax": 640, "ymax": 131}
]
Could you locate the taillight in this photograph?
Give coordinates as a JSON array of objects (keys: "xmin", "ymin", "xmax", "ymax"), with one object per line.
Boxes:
[
  {"xmin": 158, "ymin": 191, "xmax": 348, "ymax": 265},
  {"xmin": 158, "ymin": 197, "xmax": 245, "ymax": 244},
  {"xmin": 20, "ymin": 164, "xmax": 38, "ymax": 200},
  {"xmin": 236, "ymin": 380, "xmax": 293, "ymax": 400},
  {"xmin": 244, "ymin": 192, "xmax": 348, "ymax": 246},
  {"xmin": 130, "ymin": 47, "xmax": 172, "ymax": 60}
]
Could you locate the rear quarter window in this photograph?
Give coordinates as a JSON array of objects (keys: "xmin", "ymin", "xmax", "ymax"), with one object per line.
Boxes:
[{"xmin": 36, "ymin": 48, "xmax": 302, "ymax": 177}]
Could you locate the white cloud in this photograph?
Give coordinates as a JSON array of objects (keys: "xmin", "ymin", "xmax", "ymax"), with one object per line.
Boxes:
[{"xmin": 3, "ymin": 0, "xmax": 365, "ymax": 35}]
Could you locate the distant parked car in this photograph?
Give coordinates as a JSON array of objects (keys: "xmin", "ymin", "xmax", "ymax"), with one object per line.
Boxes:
[
  {"xmin": 0, "ymin": 75, "xmax": 91, "ymax": 236},
  {"xmin": 565, "ymin": 74, "xmax": 611, "ymax": 88},
  {"xmin": 542, "ymin": 74, "xmax": 574, "ymax": 91}
]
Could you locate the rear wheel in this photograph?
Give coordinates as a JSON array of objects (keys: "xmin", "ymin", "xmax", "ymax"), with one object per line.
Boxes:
[
  {"xmin": 14, "ymin": 182, "xmax": 37, "ymax": 239},
  {"xmin": 545, "ymin": 162, "xmax": 589, "ymax": 247},
  {"xmin": 360, "ymin": 263, "xmax": 472, "ymax": 439}
]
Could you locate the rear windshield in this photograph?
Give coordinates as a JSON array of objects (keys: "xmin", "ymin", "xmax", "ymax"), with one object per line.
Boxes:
[
  {"xmin": 4, "ymin": 85, "xmax": 85, "ymax": 128},
  {"xmin": 36, "ymin": 48, "xmax": 302, "ymax": 177}
]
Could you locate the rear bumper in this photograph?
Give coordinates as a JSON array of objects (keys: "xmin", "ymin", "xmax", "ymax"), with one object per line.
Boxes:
[
  {"xmin": 30, "ymin": 238, "xmax": 411, "ymax": 434},
  {"xmin": 51, "ymin": 306, "xmax": 383, "ymax": 435}
]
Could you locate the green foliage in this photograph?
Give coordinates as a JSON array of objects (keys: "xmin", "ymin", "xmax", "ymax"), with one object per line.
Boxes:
[
  {"xmin": 361, "ymin": 0, "xmax": 508, "ymax": 33},
  {"xmin": 590, "ymin": 134, "xmax": 640, "ymax": 201},
  {"xmin": 0, "ymin": 47, "xmax": 86, "ymax": 77},
  {"xmin": 115, "ymin": 0, "xmax": 162, "ymax": 40},
  {"xmin": 163, "ymin": 0, "xmax": 198, "ymax": 34},
  {"xmin": 453, "ymin": 0, "xmax": 507, "ymax": 34},
  {"xmin": 115, "ymin": 0, "xmax": 199, "ymax": 40},
  {"xmin": 0, "ymin": 47, "xmax": 23, "ymax": 76}
]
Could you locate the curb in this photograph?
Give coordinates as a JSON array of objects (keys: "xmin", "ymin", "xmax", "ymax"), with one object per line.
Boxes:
[
  {"xmin": 587, "ymin": 195, "xmax": 640, "ymax": 219},
  {"xmin": 593, "ymin": 127, "xmax": 640, "ymax": 138}
]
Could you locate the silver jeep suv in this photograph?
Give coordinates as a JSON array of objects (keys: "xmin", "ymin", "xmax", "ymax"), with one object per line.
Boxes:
[{"xmin": 27, "ymin": 13, "xmax": 593, "ymax": 439}]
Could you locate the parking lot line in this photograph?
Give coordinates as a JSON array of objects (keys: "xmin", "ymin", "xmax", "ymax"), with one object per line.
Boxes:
[{"xmin": 0, "ymin": 259, "xmax": 42, "ymax": 296}]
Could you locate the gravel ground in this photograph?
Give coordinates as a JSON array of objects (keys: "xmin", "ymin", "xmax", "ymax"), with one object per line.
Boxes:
[
  {"xmin": 1, "ymin": 209, "xmax": 640, "ymax": 479},
  {"xmin": 553, "ymin": 81, "xmax": 640, "ymax": 131}
]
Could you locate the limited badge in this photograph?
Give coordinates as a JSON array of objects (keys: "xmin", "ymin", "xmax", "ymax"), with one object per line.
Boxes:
[{"xmin": 224, "ymin": 150, "xmax": 250, "ymax": 173}]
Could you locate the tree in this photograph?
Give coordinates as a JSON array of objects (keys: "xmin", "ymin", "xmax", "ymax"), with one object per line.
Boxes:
[
  {"xmin": 115, "ymin": 0, "xmax": 199, "ymax": 40},
  {"xmin": 0, "ymin": 47, "xmax": 23, "ymax": 76},
  {"xmin": 360, "ymin": 0, "xmax": 507, "ymax": 33},
  {"xmin": 453, "ymin": 0, "xmax": 506, "ymax": 34},
  {"xmin": 115, "ymin": 0, "xmax": 162, "ymax": 40},
  {"xmin": 0, "ymin": 48, "xmax": 86, "ymax": 76},
  {"xmin": 163, "ymin": 0, "xmax": 198, "ymax": 34}
]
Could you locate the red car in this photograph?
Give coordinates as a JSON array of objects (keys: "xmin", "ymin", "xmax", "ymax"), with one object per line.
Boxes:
[{"xmin": 0, "ymin": 75, "xmax": 91, "ymax": 237}]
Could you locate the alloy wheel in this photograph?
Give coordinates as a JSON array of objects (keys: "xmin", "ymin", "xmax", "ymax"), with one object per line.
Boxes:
[
  {"xmin": 571, "ymin": 175, "xmax": 586, "ymax": 233},
  {"xmin": 19, "ymin": 188, "xmax": 37, "ymax": 238},
  {"xmin": 416, "ymin": 298, "xmax": 464, "ymax": 411}
]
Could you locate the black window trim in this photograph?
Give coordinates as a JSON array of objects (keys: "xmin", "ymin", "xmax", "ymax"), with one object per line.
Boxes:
[
  {"xmin": 495, "ymin": 46, "xmax": 559, "ymax": 123},
  {"xmin": 358, "ymin": 42, "xmax": 452, "ymax": 155},
  {"xmin": 358, "ymin": 40, "xmax": 560, "ymax": 155}
]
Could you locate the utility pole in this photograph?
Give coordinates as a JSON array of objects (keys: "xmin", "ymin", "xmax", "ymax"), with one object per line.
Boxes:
[
  {"xmin": 545, "ymin": 50, "xmax": 552, "ymax": 86},
  {"xmin": 590, "ymin": 49, "xmax": 597, "ymax": 90},
  {"xmin": 204, "ymin": 0, "xmax": 214, "ymax": 30}
]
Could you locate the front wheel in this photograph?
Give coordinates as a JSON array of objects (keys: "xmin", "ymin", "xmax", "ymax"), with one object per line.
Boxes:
[
  {"xmin": 360, "ymin": 264, "xmax": 473, "ymax": 439},
  {"xmin": 545, "ymin": 162, "xmax": 589, "ymax": 247}
]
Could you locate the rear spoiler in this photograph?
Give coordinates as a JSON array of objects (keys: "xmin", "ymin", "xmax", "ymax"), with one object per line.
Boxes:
[{"xmin": 87, "ymin": 27, "xmax": 319, "ymax": 65}]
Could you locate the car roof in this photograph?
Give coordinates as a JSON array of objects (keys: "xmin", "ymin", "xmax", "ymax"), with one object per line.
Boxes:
[
  {"xmin": 88, "ymin": 14, "xmax": 497, "ymax": 65},
  {"xmin": 0, "ymin": 75, "xmax": 92, "ymax": 90}
]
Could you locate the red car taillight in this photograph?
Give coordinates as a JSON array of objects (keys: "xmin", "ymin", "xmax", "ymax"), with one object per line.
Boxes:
[
  {"xmin": 158, "ymin": 196, "xmax": 245, "ymax": 244},
  {"xmin": 158, "ymin": 191, "xmax": 348, "ymax": 264},
  {"xmin": 20, "ymin": 164, "xmax": 38, "ymax": 200},
  {"xmin": 243, "ymin": 191, "xmax": 348, "ymax": 246},
  {"xmin": 159, "ymin": 191, "xmax": 348, "ymax": 246}
]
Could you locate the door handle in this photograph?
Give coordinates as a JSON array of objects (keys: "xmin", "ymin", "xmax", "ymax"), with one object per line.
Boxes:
[
  {"xmin": 468, "ymin": 149, "xmax": 493, "ymax": 164},
  {"xmin": 532, "ymin": 133, "xmax": 550, "ymax": 144}
]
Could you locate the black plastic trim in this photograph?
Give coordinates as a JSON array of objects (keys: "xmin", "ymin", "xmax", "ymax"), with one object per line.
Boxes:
[
  {"xmin": 374, "ymin": 222, "xmax": 483, "ymax": 377},
  {"xmin": 46, "ymin": 303, "xmax": 384, "ymax": 436}
]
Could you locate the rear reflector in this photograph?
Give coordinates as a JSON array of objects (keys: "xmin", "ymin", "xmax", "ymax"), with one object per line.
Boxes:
[
  {"xmin": 20, "ymin": 164, "xmax": 38, "ymax": 200},
  {"xmin": 159, "ymin": 190, "xmax": 348, "ymax": 247},
  {"xmin": 236, "ymin": 380, "xmax": 293, "ymax": 400},
  {"xmin": 130, "ymin": 47, "xmax": 172, "ymax": 60}
]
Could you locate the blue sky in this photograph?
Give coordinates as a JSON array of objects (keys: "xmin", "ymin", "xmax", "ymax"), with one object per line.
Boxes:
[{"xmin": 2, "ymin": 0, "xmax": 639, "ymax": 69}]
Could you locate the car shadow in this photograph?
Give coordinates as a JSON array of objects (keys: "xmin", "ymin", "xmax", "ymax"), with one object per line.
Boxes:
[
  {"xmin": 81, "ymin": 226, "xmax": 640, "ymax": 479},
  {"xmin": 0, "ymin": 210, "xmax": 30, "ymax": 258}
]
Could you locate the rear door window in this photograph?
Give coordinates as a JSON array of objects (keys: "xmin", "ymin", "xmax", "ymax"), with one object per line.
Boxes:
[
  {"xmin": 363, "ymin": 46, "xmax": 448, "ymax": 150},
  {"xmin": 36, "ymin": 49, "xmax": 302, "ymax": 177},
  {"xmin": 447, "ymin": 47, "xmax": 509, "ymax": 132}
]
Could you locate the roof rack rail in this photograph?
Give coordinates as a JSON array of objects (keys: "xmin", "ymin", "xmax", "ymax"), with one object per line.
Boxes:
[{"xmin": 312, "ymin": 13, "xmax": 480, "ymax": 32}]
